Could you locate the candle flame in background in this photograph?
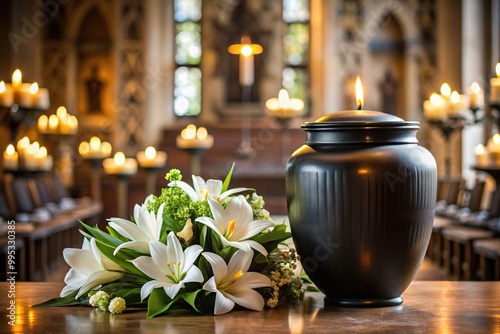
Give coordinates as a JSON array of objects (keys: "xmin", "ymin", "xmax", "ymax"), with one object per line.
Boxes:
[
  {"xmin": 6, "ymin": 144, "xmax": 15, "ymax": 155},
  {"xmin": 79, "ymin": 141, "xmax": 90, "ymax": 155},
  {"xmin": 475, "ymin": 144, "xmax": 485, "ymax": 154},
  {"xmin": 38, "ymin": 115, "xmax": 48, "ymax": 130},
  {"xmin": 29, "ymin": 82, "xmax": 39, "ymax": 94},
  {"xmin": 430, "ymin": 93, "xmax": 443, "ymax": 105},
  {"xmin": 17, "ymin": 136, "xmax": 30, "ymax": 150},
  {"xmin": 56, "ymin": 106, "xmax": 67, "ymax": 119},
  {"xmin": 496, "ymin": 63, "xmax": 500, "ymax": 78},
  {"xmin": 278, "ymin": 89, "xmax": 290, "ymax": 108},
  {"xmin": 145, "ymin": 146, "xmax": 157, "ymax": 159},
  {"xmin": 36, "ymin": 146, "xmax": 47, "ymax": 158},
  {"xmin": 440, "ymin": 83, "xmax": 451, "ymax": 97},
  {"xmin": 90, "ymin": 136, "xmax": 101, "ymax": 151},
  {"xmin": 241, "ymin": 45, "xmax": 253, "ymax": 57},
  {"xmin": 471, "ymin": 82, "xmax": 480, "ymax": 93},
  {"xmin": 48, "ymin": 114, "xmax": 59, "ymax": 129},
  {"xmin": 450, "ymin": 91, "xmax": 460, "ymax": 103},
  {"xmin": 355, "ymin": 76, "xmax": 364, "ymax": 110},
  {"xmin": 12, "ymin": 69, "xmax": 22, "ymax": 86},
  {"xmin": 114, "ymin": 152, "xmax": 126, "ymax": 166},
  {"xmin": 101, "ymin": 142, "xmax": 112, "ymax": 156},
  {"xmin": 0, "ymin": 81, "xmax": 5, "ymax": 93},
  {"xmin": 181, "ymin": 124, "xmax": 197, "ymax": 140},
  {"xmin": 197, "ymin": 127, "xmax": 208, "ymax": 140},
  {"xmin": 493, "ymin": 134, "xmax": 500, "ymax": 145}
]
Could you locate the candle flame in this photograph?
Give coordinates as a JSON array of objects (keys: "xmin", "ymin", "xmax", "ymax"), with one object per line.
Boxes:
[
  {"xmin": 114, "ymin": 152, "xmax": 126, "ymax": 166},
  {"xmin": 182, "ymin": 124, "xmax": 197, "ymax": 140},
  {"xmin": 197, "ymin": 127, "xmax": 208, "ymax": 140},
  {"xmin": 475, "ymin": 144, "xmax": 485, "ymax": 155},
  {"xmin": 493, "ymin": 134, "xmax": 500, "ymax": 145},
  {"xmin": 471, "ymin": 82, "xmax": 480, "ymax": 93},
  {"xmin": 48, "ymin": 114, "xmax": 59, "ymax": 129},
  {"xmin": 450, "ymin": 91, "xmax": 460, "ymax": 103},
  {"xmin": 56, "ymin": 106, "xmax": 67, "ymax": 119},
  {"xmin": 101, "ymin": 142, "xmax": 112, "ymax": 156},
  {"xmin": 38, "ymin": 115, "xmax": 48, "ymax": 130},
  {"xmin": 36, "ymin": 146, "xmax": 47, "ymax": 158},
  {"xmin": 17, "ymin": 136, "xmax": 30, "ymax": 150},
  {"xmin": 241, "ymin": 45, "xmax": 253, "ymax": 57},
  {"xmin": 6, "ymin": 144, "xmax": 15, "ymax": 156},
  {"xmin": 30, "ymin": 82, "xmax": 39, "ymax": 94},
  {"xmin": 90, "ymin": 136, "xmax": 101, "ymax": 151},
  {"xmin": 0, "ymin": 81, "xmax": 5, "ymax": 93},
  {"xmin": 79, "ymin": 141, "xmax": 90, "ymax": 155},
  {"xmin": 145, "ymin": 146, "xmax": 157, "ymax": 159},
  {"xmin": 278, "ymin": 89, "xmax": 290, "ymax": 108},
  {"xmin": 430, "ymin": 93, "xmax": 443, "ymax": 105},
  {"xmin": 355, "ymin": 76, "xmax": 364, "ymax": 110},
  {"xmin": 496, "ymin": 63, "xmax": 500, "ymax": 78},
  {"xmin": 440, "ymin": 83, "xmax": 451, "ymax": 97},
  {"xmin": 12, "ymin": 69, "xmax": 22, "ymax": 86}
]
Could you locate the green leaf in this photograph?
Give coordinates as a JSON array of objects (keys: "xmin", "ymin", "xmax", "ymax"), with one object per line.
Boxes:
[
  {"xmin": 180, "ymin": 290, "xmax": 202, "ymax": 313},
  {"xmin": 197, "ymin": 255, "xmax": 212, "ymax": 280},
  {"xmin": 252, "ymin": 224, "xmax": 292, "ymax": 253},
  {"xmin": 221, "ymin": 163, "xmax": 235, "ymax": 193},
  {"xmin": 32, "ymin": 291, "xmax": 87, "ymax": 307},
  {"xmin": 147, "ymin": 288, "xmax": 181, "ymax": 318},
  {"xmin": 163, "ymin": 215, "xmax": 184, "ymax": 234},
  {"xmin": 93, "ymin": 239, "xmax": 148, "ymax": 278},
  {"xmin": 199, "ymin": 224, "xmax": 207, "ymax": 249},
  {"xmin": 306, "ymin": 285, "xmax": 320, "ymax": 292},
  {"xmin": 81, "ymin": 222, "xmax": 122, "ymax": 248}
]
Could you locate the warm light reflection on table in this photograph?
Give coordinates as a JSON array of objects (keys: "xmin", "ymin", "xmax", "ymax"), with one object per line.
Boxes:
[{"xmin": 2, "ymin": 281, "xmax": 500, "ymax": 333}]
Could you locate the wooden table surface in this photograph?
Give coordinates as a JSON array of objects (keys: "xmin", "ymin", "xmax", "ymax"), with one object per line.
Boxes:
[{"xmin": 1, "ymin": 281, "xmax": 499, "ymax": 333}]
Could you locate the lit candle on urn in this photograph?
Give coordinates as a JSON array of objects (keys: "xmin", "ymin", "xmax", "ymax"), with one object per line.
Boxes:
[
  {"xmin": 103, "ymin": 152, "xmax": 138, "ymax": 175},
  {"xmin": 137, "ymin": 146, "xmax": 167, "ymax": 168}
]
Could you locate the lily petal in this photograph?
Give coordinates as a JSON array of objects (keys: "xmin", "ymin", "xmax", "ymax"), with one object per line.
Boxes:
[
  {"xmin": 130, "ymin": 255, "xmax": 167, "ymax": 281},
  {"xmin": 219, "ymin": 187, "xmax": 251, "ymax": 199},
  {"xmin": 230, "ymin": 272, "xmax": 272, "ymax": 290},
  {"xmin": 214, "ymin": 291, "xmax": 235, "ymax": 315},
  {"xmin": 168, "ymin": 180, "xmax": 199, "ymax": 201},
  {"xmin": 164, "ymin": 283, "xmax": 183, "ymax": 299},
  {"xmin": 76, "ymin": 270, "xmax": 123, "ymax": 298},
  {"xmin": 202, "ymin": 252, "xmax": 228, "ymax": 281},
  {"xmin": 63, "ymin": 248, "xmax": 102, "ymax": 277},
  {"xmin": 140, "ymin": 280, "xmax": 167, "ymax": 301},
  {"xmin": 205, "ymin": 179, "xmax": 223, "ymax": 198},
  {"xmin": 183, "ymin": 265, "xmax": 204, "ymax": 284},
  {"xmin": 182, "ymin": 244, "xmax": 203, "ymax": 273},
  {"xmin": 223, "ymin": 288, "xmax": 265, "ymax": 312},
  {"xmin": 113, "ymin": 240, "xmax": 150, "ymax": 255}
]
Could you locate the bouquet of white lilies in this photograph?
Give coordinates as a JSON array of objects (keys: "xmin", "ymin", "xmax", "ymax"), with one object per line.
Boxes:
[{"xmin": 35, "ymin": 165, "xmax": 304, "ymax": 317}]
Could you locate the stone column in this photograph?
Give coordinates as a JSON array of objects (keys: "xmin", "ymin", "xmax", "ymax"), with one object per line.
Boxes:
[
  {"xmin": 461, "ymin": 0, "xmax": 485, "ymax": 188},
  {"xmin": 492, "ymin": 0, "xmax": 500, "ymax": 68}
]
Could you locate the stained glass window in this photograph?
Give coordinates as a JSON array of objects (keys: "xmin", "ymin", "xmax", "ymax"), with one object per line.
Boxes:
[
  {"xmin": 174, "ymin": 0, "xmax": 202, "ymax": 116},
  {"xmin": 283, "ymin": 0, "xmax": 310, "ymax": 115}
]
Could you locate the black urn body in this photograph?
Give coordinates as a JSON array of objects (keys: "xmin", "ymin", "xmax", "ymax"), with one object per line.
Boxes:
[{"xmin": 286, "ymin": 110, "xmax": 437, "ymax": 307}]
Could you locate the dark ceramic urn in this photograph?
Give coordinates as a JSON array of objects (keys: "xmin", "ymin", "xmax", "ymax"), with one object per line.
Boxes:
[{"xmin": 286, "ymin": 110, "xmax": 437, "ymax": 307}]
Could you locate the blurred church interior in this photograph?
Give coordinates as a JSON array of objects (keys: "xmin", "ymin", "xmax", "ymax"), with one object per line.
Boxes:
[{"xmin": 0, "ymin": 0, "xmax": 499, "ymax": 282}]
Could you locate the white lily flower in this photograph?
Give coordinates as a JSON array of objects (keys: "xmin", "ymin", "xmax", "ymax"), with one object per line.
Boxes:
[
  {"xmin": 196, "ymin": 196, "xmax": 275, "ymax": 256},
  {"xmin": 202, "ymin": 250, "xmax": 271, "ymax": 315},
  {"xmin": 130, "ymin": 232, "xmax": 204, "ymax": 300},
  {"xmin": 168, "ymin": 175, "xmax": 249, "ymax": 202},
  {"xmin": 108, "ymin": 202, "xmax": 165, "ymax": 255},
  {"xmin": 61, "ymin": 238, "xmax": 124, "ymax": 299}
]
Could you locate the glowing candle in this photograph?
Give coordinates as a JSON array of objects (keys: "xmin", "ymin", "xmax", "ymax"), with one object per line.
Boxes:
[
  {"xmin": 176, "ymin": 124, "xmax": 214, "ymax": 149},
  {"xmin": 490, "ymin": 63, "xmax": 500, "ymax": 104},
  {"xmin": 3, "ymin": 144, "xmax": 18, "ymax": 170},
  {"xmin": 0, "ymin": 81, "xmax": 14, "ymax": 107},
  {"xmin": 12, "ymin": 69, "xmax": 22, "ymax": 90},
  {"xmin": 474, "ymin": 144, "xmax": 488, "ymax": 166},
  {"xmin": 468, "ymin": 82, "xmax": 484, "ymax": 109},
  {"xmin": 440, "ymin": 83, "xmax": 451, "ymax": 98},
  {"xmin": 103, "ymin": 152, "xmax": 138, "ymax": 175},
  {"xmin": 265, "ymin": 88, "xmax": 304, "ymax": 118},
  {"xmin": 137, "ymin": 146, "xmax": 167, "ymax": 168},
  {"xmin": 423, "ymin": 93, "xmax": 447, "ymax": 120},
  {"xmin": 355, "ymin": 76, "xmax": 364, "ymax": 110}
]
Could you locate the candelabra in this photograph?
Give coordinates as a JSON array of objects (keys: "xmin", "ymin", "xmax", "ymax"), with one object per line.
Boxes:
[{"xmin": 0, "ymin": 105, "xmax": 46, "ymax": 143}]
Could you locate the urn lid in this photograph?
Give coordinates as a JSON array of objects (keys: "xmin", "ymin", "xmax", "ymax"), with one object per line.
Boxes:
[{"xmin": 302, "ymin": 110, "xmax": 420, "ymax": 146}]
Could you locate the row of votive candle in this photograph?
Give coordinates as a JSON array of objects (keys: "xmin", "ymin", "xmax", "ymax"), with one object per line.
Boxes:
[
  {"xmin": 476, "ymin": 134, "xmax": 500, "ymax": 166},
  {"xmin": 0, "ymin": 69, "xmax": 50, "ymax": 109},
  {"xmin": 3, "ymin": 137, "xmax": 53, "ymax": 171},
  {"xmin": 176, "ymin": 124, "xmax": 214, "ymax": 149},
  {"xmin": 102, "ymin": 147, "xmax": 167, "ymax": 175},
  {"xmin": 491, "ymin": 63, "xmax": 500, "ymax": 104},
  {"xmin": 38, "ymin": 106, "xmax": 78, "ymax": 135},
  {"xmin": 423, "ymin": 83, "xmax": 471, "ymax": 120}
]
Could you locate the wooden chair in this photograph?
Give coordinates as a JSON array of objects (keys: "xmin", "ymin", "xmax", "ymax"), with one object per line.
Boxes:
[{"xmin": 473, "ymin": 239, "xmax": 500, "ymax": 280}]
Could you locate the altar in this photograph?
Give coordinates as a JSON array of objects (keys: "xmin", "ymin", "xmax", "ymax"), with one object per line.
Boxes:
[{"xmin": 2, "ymin": 281, "xmax": 499, "ymax": 333}]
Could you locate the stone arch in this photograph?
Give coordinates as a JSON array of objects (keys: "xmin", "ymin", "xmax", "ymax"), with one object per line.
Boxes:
[{"xmin": 67, "ymin": 1, "xmax": 114, "ymax": 40}]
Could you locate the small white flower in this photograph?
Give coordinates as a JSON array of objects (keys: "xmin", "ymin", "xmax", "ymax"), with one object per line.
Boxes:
[
  {"xmin": 108, "ymin": 202, "xmax": 165, "ymax": 255},
  {"xmin": 108, "ymin": 297, "xmax": 126, "ymax": 314},
  {"xmin": 89, "ymin": 291, "xmax": 108, "ymax": 307},
  {"xmin": 61, "ymin": 238, "xmax": 124, "ymax": 299},
  {"xmin": 196, "ymin": 196, "xmax": 275, "ymax": 256},
  {"xmin": 130, "ymin": 232, "xmax": 204, "ymax": 300},
  {"xmin": 169, "ymin": 175, "xmax": 249, "ymax": 202},
  {"xmin": 202, "ymin": 250, "xmax": 271, "ymax": 315}
]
